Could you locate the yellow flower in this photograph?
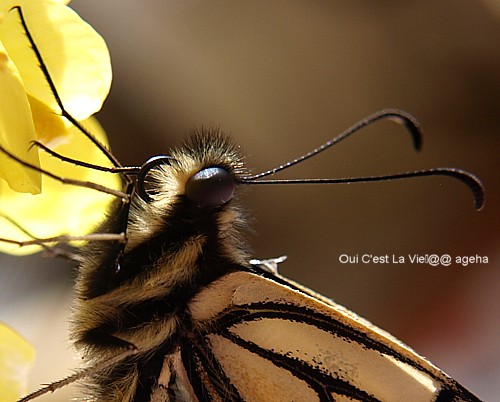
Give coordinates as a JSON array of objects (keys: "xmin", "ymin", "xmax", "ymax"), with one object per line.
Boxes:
[
  {"xmin": 0, "ymin": 0, "xmax": 121, "ymax": 254},
  {"xmin": 0, "ymin": 0, "xmax": 112, "ymax": 193},
  {"xmin": 0, "ymin": 323, "xmax": 35, "ymax": 402},
  {"xmin": 0, "ymin": 117, "xmax": 121, "ymax": 255}
]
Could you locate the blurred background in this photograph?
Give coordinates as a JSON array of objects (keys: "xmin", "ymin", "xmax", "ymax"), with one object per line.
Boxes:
[{"xmin": 0, "ymin": 1, "xmax": 498, "ymax": 400}]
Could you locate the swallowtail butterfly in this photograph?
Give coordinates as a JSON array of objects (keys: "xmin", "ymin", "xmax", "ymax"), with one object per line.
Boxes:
[{"xmin": 1, "ymin": 5, "xmax": 484, "ymax": 402}]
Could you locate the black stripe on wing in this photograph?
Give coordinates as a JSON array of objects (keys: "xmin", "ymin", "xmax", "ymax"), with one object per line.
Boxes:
[
  {"xmin": 219, "ymin": 302, "xmax": 429, "ymax": 371},
  {"xmin": 195, "ymin": 295, "xmax": 478, "ymax": 401},
  {"xmin": 222, "ymin": 327, "xmax": 378, "ymax": 401},
  {"xmin": 248, "ymin": 268, "xmax": 481, "ymax": 402},
  {"xmin": 181, "ymin": 333, "xmax": 243, "ymax": 401}
]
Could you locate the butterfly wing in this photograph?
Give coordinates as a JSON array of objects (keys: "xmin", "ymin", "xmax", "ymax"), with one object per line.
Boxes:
[{"xmin": 159, "ymin": 270, "xmax": 481, "ymax": 402}]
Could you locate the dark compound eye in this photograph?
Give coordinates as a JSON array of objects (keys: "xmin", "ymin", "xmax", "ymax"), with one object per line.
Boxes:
[{"xmin": 185, "ymin": 167, "xmax": 235, "ymax": 208}]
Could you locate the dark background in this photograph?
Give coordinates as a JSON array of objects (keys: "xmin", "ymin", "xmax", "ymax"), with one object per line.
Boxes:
[{"xmin": 1, "ymin": 1, "xmax": 498, "ymax": 400}]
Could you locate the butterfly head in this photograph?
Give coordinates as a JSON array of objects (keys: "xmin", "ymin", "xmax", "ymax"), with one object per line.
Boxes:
[
  {"xmin": 134, "ymin": 129, "xmax": 243, "ymax": 208},
  {"xmin": 119, "ymin": 128, "xmax": 248, "ymax": 254}
]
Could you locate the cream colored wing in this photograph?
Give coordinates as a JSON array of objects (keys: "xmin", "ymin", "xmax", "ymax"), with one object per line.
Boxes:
[{"xmin": 168, "ymin": 270, "xmax": 480, "ymax": 402}]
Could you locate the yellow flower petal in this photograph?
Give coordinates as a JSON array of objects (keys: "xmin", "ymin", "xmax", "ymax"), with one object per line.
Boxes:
[
  {"xmin": 28, "ymin": 95, "xmax": 69, "ymax": 147},
  {"xmin": 0, "ymin": 0, "xmax": 111, "ymax": 121},
  {"xmin": 0, "ymin": 117, "xmax": 121, "ymax": 255},
  {"xmin": 0, "ymin": 41, "xmax": 41, "ymax": 194},
  {"xmin": 0, "ymin": 323, "xmax": 35, "ymax": 402}
]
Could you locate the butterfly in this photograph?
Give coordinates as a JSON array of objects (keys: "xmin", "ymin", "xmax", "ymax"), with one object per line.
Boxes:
[{"xmin": 1, "ymin": 5, "xmax": 484, "ymax": 402}]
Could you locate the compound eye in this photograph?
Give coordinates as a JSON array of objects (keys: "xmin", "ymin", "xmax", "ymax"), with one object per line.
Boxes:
[{"xmin": 185, "ymin": 167, "xmax": 235, "ymax": 208}]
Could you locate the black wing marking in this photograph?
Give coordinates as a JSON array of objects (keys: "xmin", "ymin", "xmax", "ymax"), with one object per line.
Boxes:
[{"xmin": 174, "ymin": 271, "xmax": 481, "ymax": 402}]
